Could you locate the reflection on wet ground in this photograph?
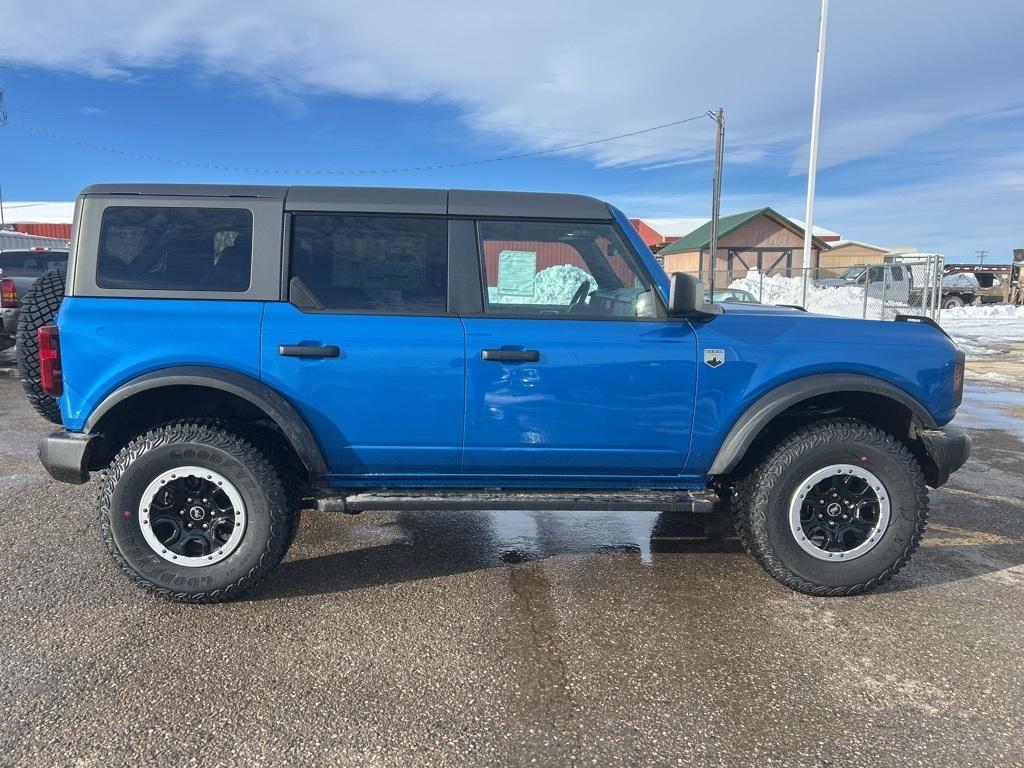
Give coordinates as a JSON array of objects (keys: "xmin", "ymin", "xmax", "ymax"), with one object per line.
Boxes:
[
  {"xmin": 4, "ymin": 381, "xmax": 1024, "ymax": 765},
  {"xmin": 264, "ymin": 508, "xmax": 742, "ymax": 600},
  {"xmin": 958, "ymin": 384, "xmax": 1024, "ymax": 440}
]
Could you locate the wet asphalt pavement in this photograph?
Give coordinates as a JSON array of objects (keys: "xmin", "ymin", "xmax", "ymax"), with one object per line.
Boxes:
[{"xmin": 1, "ymin": 374, "xmax": 1023, "ymax": 767}]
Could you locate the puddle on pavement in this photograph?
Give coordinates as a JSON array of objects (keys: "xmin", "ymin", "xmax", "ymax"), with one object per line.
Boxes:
[
  {"xmin": 959, "ymin": 384, "xmax": 1024, "ymax": 440},
  {"xmin": 484, "ymin": 509, "xmax": 735, "ymax": 567}
]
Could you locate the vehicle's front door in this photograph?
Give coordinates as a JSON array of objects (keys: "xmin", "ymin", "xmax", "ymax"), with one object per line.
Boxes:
[
  {"xmin": 261, "ymin": 212, "xmax": 465, "ymax": 480},
  {"xmin": 461, "ymin": 218, "xmax": 697, "ymax": 480}
]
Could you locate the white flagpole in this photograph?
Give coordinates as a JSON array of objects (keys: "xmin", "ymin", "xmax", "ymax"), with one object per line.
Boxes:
[{"xmin": 802, "ymin": 0, "xmax": 829, "ymax": 307}]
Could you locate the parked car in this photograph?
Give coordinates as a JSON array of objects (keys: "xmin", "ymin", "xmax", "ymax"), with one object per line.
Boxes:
[
  {"xmin": 705, "ymin": 288, "xmax": 759, "ymax": 304},
  {"xmin": 23, "ymin": 184, "xmax": 969, "ymax": 602},
  {"xmin": 0, "ymin": 248, "xmax": 69, "ymax": 351},
  {"xmin": 816, "ymin": 263, "xmax": 914, "ymax": 304}
]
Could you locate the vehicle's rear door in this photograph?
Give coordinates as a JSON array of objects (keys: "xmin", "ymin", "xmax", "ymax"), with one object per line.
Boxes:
[
  {"xmin": 460, "ymin": 218, "xmax": 696, "ymax": 479},
  {"xmin": 261, "ymin": 206, "xmax": 465, "ymax": 480}
]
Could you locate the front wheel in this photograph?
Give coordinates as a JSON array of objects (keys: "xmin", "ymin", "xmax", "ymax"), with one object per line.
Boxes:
[
  {"xmin": 96, "ymin": 421, "xmax": 297, "ymax": 602},
  {"xmin": 942, "ymin": 295, "xmax": 965, "ymax": 309},
  {"xmin": 731, "ymin": 419, "xmax": 928, "ymax": 596}
]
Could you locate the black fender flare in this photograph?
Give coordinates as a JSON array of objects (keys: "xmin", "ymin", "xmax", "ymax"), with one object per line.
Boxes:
[
  {"xmin": 706, "ymin": 373, "xmax": 939, "ymax": 477},
  {"xmin": 85, "ymin": 365, "xmax": 328, "ymax": 479}
]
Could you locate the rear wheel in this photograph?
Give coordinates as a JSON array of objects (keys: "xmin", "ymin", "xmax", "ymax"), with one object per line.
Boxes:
[
  {"xmin": 731, "ymin": 419, "xmax": 928, "ymax": 596},
  {"xmin": 16, "ymin": 267, "xmax": 66, "ymax": 424},
  {"xmin": 96, "ymin": 420, "xmax": 297, "ymax": 602},
  {"xmin": 942, "ymin": 294, "xmax": 965, "ymax": 309}
]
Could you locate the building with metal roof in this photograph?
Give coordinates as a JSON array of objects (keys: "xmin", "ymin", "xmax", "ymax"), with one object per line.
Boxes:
[{"xmin": 656, "ymin": 207, "xmax": 832, "ymax": 284}]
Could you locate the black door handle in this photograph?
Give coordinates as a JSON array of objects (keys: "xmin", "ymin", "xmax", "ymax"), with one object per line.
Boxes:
[
  {"xmin": 480, "ymin": 349, "xmax": 540, "ymax": 362},
  {"xmin": 279, "ymin": 344, "xmax": 341, "ymax": 358}
]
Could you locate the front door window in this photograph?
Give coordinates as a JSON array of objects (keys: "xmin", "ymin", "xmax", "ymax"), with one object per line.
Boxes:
[{"xmin": 477, "ymin": 220, "xmax": 658, "ymax": 319}]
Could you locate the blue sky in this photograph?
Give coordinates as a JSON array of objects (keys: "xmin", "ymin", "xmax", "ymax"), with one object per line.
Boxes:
[{"xmin": 1, "ymin": 0, "xmax": 1022, "ymax": 261}]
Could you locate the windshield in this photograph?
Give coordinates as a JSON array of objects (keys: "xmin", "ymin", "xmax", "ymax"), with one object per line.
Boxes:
[{"xmin": 838, "ymin": 266, "xmax": 865, "ymax": 280}]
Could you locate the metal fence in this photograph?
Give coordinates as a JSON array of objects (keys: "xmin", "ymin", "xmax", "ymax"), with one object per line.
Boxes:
[{"xmin": 696, "ymin": 254, "xmax": 944, "ymax": 321}]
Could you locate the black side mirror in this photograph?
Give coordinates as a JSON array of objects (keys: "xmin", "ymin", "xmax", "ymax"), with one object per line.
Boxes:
[{"xmin": 668, "ymin": 273, "xmax": 721, "ymax": 320}]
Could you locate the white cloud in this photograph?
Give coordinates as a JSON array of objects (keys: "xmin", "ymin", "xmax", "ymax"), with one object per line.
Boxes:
[
  {"xmin": 1, "ymin": 0, "xmax": 1022, "ymax": 169},
  {"xmin": 608, "ymin": 159, "xmax": 1024, "ymax": 260}
]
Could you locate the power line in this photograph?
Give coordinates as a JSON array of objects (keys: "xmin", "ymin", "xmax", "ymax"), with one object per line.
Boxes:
[{"xmin": 5, "ymin": 114, "xmax": 707, "ymax": 175}]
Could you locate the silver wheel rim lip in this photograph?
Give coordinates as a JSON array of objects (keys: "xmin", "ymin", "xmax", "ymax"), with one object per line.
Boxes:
[
  {"xmin": 788, "ymin": 463, "xmax": 890, "ymax": 562},
  {"xmin": 138, "ymin": 466, "xmax": 247, "ymax": 568}
]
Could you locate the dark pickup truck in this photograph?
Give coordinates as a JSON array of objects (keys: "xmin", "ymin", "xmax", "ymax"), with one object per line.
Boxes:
[{"xmin": 0, "ymin": 248, "xmax": 69, "ymax": 351}]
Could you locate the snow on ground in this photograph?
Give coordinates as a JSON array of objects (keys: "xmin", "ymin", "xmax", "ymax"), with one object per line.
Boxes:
[
  {"xmin": 939, "ymin": 305, "xmax": 1024, "ymax": 361},
  {"xmin": 727, "ymin": 271, "xmax": 1024, "ymax": 364},
  {"xmin": 941, "ymin": 305, "xmax": 1024, "ymax": 320},
  {"xmin": 727, "ymin": 270, "xmax": 884, "ymax": 318}
]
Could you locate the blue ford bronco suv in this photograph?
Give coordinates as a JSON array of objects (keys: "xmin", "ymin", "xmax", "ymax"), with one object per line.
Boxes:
[{"xmin": 20, "ymin": 184, "xmax": 969, "ymax": 602}]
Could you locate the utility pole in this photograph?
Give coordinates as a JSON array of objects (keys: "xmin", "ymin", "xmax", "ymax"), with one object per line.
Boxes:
[
  {"xmin": 976, "ymin": 250, "xmax": 988, "ymax": 266},
  {"xmin": 0, "ymin": 91, "xmax": 7, "ymax": 226},
  {"xmin": 707, "ymin": 107, "xmax": 725, "ymax": 296},
  {"xmin": 801, "ymin": 0, "xmax": 829, "ymax": 308}
]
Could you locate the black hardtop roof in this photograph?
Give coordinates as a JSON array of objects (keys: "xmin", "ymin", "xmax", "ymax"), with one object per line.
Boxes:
[{"xmin": 79, "ymin": 184, "xmax": 613, "ymax": 220}]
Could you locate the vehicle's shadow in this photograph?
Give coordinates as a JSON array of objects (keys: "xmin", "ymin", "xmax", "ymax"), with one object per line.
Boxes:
[
  {"xmin": 257, "ymin": 491, "xmax": 1024, "ymax": 600},
  {"xmin": 257, "ymin": 508, "xmax": 744, "ymax": 600}
]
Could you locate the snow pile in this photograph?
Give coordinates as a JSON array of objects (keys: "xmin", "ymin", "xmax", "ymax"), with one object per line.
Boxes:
[
  {"xmin": 488, "ymin": 264, "xmax": 595, "ymax": 305},
  {"xmin": 727, "ymin": 270, "xmax": 884, "ymax": 318},
  {"xmin": 940, "ymin": 304, "xmax": 1024, "ymax": 360},
  {"xmin": 940, "ymin": 304, "xmax": 1024, "ymax": 320}
]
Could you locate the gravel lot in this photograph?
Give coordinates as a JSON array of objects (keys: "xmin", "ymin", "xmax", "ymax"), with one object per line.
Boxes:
[{"xmin": 1, "ymin": 373, "xmax": 1023, "ymax": 768}]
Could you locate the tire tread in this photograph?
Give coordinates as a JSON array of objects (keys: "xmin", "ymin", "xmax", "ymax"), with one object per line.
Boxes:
[
  {"xmin": 15, "ymin": 267, "xmax": 66, "ymax": 424},
  {"xmin": 730, "ymin": 418, "xmax": 929, "ymax": 596},
  {"xmin": 95, "ymin": 419, "xmax": 295, "ymax": 603}
]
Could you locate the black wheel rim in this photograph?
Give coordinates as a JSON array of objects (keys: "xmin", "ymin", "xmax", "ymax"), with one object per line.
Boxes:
[
  {"xmin": 789, "ymin": 464, "xmax": 890, "ymax": 561},
  {"xmin": 139, "ymin": 467, "xmax": 247, "ymax": 567}
]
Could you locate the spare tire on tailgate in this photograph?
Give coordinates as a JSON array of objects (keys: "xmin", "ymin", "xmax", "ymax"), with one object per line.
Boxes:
[{"xmin": 16, "ymin": 267, "xmax": 66, "ymax": 425}]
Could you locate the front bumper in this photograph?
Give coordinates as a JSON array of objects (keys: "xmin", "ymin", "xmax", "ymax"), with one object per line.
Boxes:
[
  {"xmin": 919, "ymin": 424, "xmax": 971, "ymax": 488},
  {"xmin": 38, "ymin": 430, "xmax": 96, "ymax": 485}
]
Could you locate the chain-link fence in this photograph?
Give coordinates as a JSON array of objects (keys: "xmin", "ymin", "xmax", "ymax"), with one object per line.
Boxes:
[{"xmin": 696, "ymin": 254, "xmax": 944, "ymax": 321}]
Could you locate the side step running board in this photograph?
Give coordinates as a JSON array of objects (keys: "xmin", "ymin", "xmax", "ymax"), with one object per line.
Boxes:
[{"xmin": 316, "ymin": 489, "xmax": 716, "ymax": 515}]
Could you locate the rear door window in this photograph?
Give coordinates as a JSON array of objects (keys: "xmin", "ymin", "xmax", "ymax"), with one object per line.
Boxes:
[
  {"xmin": 289, "ymin": 214, "xmax": 448, "ymax": 313},
  {"xmin": 96, "ymin": 206, "xmax": 253, "ymax": 292}
]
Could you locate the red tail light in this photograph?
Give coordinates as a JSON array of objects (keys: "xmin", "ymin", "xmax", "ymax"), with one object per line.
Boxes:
[
  {"xmin": 38, "ymin": 325, "xmax": 63, "ymax": 397},
  {"xmin": 0, "ymin": 278, "xmax": 17, "ymax": 308}
]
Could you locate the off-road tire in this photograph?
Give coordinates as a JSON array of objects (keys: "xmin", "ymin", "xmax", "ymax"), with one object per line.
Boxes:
[
  {"xmin": 731, "ymin": 419, "xmax": 928, "ymax": 596},
  {"xmin": 942, "ymin": 295, "xmax": 965, "ymax": 309},
  {"xmin": 235, "ymin": 424, "xmax": 304, "ymax": 548},
  {"xmin": 96, "ymin": 420, "xmax": 296, "ymax": 603},
  {"xmin": 16, "ymin": 267, "xmax": 66, "ymax": 424}
]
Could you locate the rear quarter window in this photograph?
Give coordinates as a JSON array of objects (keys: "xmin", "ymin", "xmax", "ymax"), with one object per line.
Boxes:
[{"xmin": 96, "ymin": 206, "xmax": 253, "ymax": 292}]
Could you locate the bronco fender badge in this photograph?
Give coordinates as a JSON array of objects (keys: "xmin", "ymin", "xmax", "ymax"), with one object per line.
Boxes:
[{"xmin": 704, "ymin": 348, "xmax": 726, "ymax": 368}]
